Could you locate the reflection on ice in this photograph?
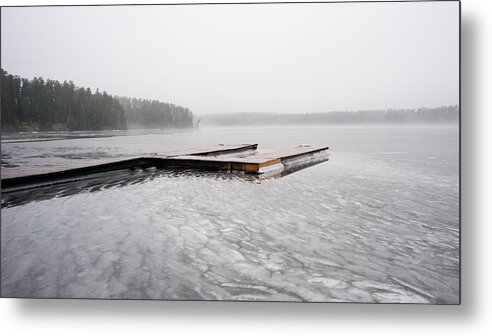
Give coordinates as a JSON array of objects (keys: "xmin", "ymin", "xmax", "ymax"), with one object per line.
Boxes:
[{"xmin": 0, "ymin": 168, "xmax": 278, "ymax": 209}]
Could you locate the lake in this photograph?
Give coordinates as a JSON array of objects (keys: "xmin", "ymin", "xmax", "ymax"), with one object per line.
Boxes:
[{"xmin": 0, "ymin": 125, "xmax": 460, "ymax": 303}]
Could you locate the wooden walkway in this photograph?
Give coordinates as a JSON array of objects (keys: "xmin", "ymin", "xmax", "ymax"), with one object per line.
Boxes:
[
  {"xmin": 1, "ymin": 144, "xmax": 258, "ymax": 180},
  {"xmin": 1, "ymin": 144, "xmax": 329, "ymax": 190}
]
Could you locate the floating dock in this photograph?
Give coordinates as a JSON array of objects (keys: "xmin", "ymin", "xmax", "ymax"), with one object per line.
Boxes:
[
  {"xmin": 165, "ymin": 145, "xmax": 330, "ymax": 175},
  {"xmin": 1, "ymin": 144, "xmax": 329, "ymax": 191}
]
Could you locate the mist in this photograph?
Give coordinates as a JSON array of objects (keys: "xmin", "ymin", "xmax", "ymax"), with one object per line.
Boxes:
[
  {"xmin": 1, "ymin": 2, "xmax": 459, "ymax": 116},
  {"xmin": 199, "ymin": 105, "xmax": 459, "ymax": 126}
]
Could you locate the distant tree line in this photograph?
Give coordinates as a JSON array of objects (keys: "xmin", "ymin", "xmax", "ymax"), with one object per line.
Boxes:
[
  {"xmin": 116, "ymin": 96, "xmax": 193, "ymax": 129},
  {"xmin": 1, "ymin": 68, "xmax": 194, "ymax": 132},
  {"xmin": 201, "ymin": 106, "xmax": 459, "ymax": 126}
]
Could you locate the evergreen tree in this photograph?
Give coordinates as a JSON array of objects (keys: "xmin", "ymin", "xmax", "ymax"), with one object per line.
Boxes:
[{"xmin": 0, "ymin": 68, "xmax": 195, "ymax": 131}]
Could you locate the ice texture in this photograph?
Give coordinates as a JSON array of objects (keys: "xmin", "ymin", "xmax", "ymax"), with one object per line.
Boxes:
[{"xmin": 1, "ymin": 126, "xmax": 459, "ymax": 302}]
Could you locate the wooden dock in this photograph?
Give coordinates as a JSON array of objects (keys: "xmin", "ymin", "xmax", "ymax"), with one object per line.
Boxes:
[
  {"xmin": 1, "ymin": 144, "xmax": 329, "ymax": 191},
  {"xmin": 166, "ymin": 145, "xmax": 330, "ymax": 174},
  {"xmin": 1, "ymin": 144, "xmax": 258, "ymax": 181}
]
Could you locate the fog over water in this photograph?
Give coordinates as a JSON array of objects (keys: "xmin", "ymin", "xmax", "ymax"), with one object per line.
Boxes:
[{"xmin": 2, "ymin": 2, "xmax": 459, "ymax": 115}]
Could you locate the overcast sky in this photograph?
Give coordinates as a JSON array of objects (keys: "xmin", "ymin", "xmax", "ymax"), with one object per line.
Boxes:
[{"xmin": 1, "ymin": 2, "xmax": 459, "ymax": 115}]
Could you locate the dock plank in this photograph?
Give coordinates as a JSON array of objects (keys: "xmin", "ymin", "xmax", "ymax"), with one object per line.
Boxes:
[
  {"xmin": 0, "ymin": 157, "xmax": 138, "ymax": 180},
  {"xmin": 169, "ymin": 145, "xmax": 329, "ymax": 164},
  {"xmin": 167, "ymin": 145, "xmax": 330, "ymax": 172},
  {"xmin": 160, "ymin": 144, "xmax": 258, "ymax": 157}
]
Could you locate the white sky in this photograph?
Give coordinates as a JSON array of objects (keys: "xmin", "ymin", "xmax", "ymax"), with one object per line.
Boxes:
[{"xmin": 1, "ymin": 2, "xmax": 459, "ymax": 114}]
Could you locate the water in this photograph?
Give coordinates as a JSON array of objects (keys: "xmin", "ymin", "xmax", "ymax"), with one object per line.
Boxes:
[{"xmin": 0, "ymin": 125, "xmax": 460, "ymax": 303}]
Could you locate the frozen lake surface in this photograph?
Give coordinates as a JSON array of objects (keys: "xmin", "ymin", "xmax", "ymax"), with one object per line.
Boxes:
[{"xmin": 1, "ymin": 126, "xmax": 459, "ymax": 303}]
